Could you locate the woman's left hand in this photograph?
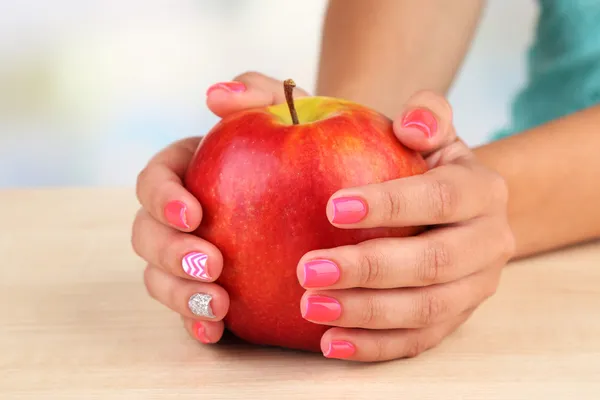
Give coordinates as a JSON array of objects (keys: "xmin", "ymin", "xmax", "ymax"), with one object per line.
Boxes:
[{"xmin": 297, "ymin": 91, "xmax": 516, "ymax": 362}]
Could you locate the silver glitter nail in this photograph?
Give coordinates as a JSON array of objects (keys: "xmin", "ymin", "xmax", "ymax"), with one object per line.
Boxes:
[{"xmin": 188, "ymin": 293, "xmax": 215, "ymax": 318}]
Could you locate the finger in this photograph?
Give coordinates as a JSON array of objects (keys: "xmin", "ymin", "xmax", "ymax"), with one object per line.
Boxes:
[
  {"xmin": 131, "ymin": 209, "xmax": 223, "ymax": 282},
  {"xmin": 326, "ymin": 162, "xmax": 507, "ymax": 228},
  {"xmin": 300, "ymin": 267, "xmax": 500, "ymax": 329},
  {"xmin": 297, "ymin": 216, "xmax": 515, "ymax": 289},
  {"xmin": 424, "ymin": 136, "xmax": 475, "ymax": 170},
  {"xmin": 181, "ymin": 316, "xmax": 225, "ymax": 344},
  {"xmin": 136, "ymin": 136, "xmax": 203, "ymax": 232},
  {"xmin": 143, "ymin": 264, "xmax": 229, "ymax": 321},
  {"xmin": 320, "ymin": 309, "xmax": 474, "ymax": 362},
  {"xmin": 391, "ymin": 90, "xmax": 458, "ymax": 157},
  {"xmin": 206, "ymin": 71, "xmax": 310, "ymax": 118}
]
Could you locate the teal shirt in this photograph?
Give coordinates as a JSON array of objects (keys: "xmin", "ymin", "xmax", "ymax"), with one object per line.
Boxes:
[{"xmin": 494, "ymin": 0, "xmax": 600, "ymax": 139}]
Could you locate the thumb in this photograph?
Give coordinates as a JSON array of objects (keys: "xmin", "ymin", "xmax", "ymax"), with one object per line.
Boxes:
[
  {"xmin": 206, "ymin": 71, "xmax": 310, "ymax": 118},
  {"xmin": 392, "ymin": 90, "xmax": 457, "ymax": 157}
]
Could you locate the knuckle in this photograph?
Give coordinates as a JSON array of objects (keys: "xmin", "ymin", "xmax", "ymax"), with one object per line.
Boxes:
[
  {"xmin": 404, "ymin": 334, "xmax": 428, "ymax": 358},
  {"xmin": 357, "ymin": 246, "xmax": 386, "ymax": 286},
  {"xmin": 359, "ymin": 294, "xmax": 383, "ymax": 327},
  {"xmin": 414, "ymin": 290, "xmax": 446, "ymax": 326},
  {"xmin": 417, "ymin": 240, "xmax": 452, "ymax": 285},
  {"xmin": 381, "ymin": 189, "xmax": 405, "ymax": 222},
  {"xmin": 371, "ymin": 335, "xmax": 387, "ymax": 361},
  {"xmin": 428, "ymin": 178, "xmax": 458, "ymax": 221}
]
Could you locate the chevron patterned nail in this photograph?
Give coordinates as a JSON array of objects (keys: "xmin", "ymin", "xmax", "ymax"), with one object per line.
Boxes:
[{"xmin": 182, "ymin": 252, "xmax": 210, "ymax": 280}]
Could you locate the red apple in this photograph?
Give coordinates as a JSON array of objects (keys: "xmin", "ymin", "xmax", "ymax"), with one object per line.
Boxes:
[{"xmin": 184, "ymin": 80, "xmax": 428, "ymax": 352}]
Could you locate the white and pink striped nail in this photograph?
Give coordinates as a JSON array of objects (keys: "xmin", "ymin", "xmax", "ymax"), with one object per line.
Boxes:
[{"xmin": 182, "ymin": 252, "xmax": 210, "ymax": 280}]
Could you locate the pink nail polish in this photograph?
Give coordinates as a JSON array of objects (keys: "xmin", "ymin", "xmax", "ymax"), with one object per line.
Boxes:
[
  {"xmin": 302, "ymin": 259, "xmax": 340, "ymax": 288},
  {"xmin": 402, "ymin": 108, "xmax": 438, "ymax": 138},
  {"xmin": 324, "ymin": 340, "xmax": 355, "ymax": 359},
  {"xmin": 182, "ymin": 252, "xmax": 210, "ymax": 280},
  {"xmin": 193, "ymin": 321, "xmax": 211, "ymax": 344},
  {"xmin": 331, "ymin": 197, "xmax": 368, "ymax": 224},
  {"xmin": 206, "ymin": 81, "xmax": 246, "ymax": 96},
  {"xmin": 302, "ymin": 295, "xmax": 342, "ymax": 322},
  {"xmin": 164, "ymin": 200, "xmax": 189, "ymax": 229}
]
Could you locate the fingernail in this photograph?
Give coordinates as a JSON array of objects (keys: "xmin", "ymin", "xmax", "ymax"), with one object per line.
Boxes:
[
  {"xmin": 302, "ymin": 295, "xmax": 342, "ymax": 322},
  {"xmin": 192, "ymin": 321, "xmax": 211, "ymax": 344},
  {"xmin": 330, "ymin": 197, "xmax": 368, "ymax": 224},
  {"xmin": 302, "ymin": 259, "xmax": 340, "ymax": 288},
  {"xmin": 182, "ymin": 252, "xmax": 210, "ymax": 280},
  {"xmin": 324, "ymin": 340, "xmax": 355, "ymax": 359},
  {"xmin": 206, "ymin": 81, "xmax": 246, "ymax": 96},
  {"xmin": 164, "ymin": 200, "xmax": 189, "ymax": 229},
  {"xmin": 402, "ymin": 108, "xmax": 438, "ymax": 138},
  {"xmin": 188, "ymin": 293, "xmax": 215, "ymax": 318}
]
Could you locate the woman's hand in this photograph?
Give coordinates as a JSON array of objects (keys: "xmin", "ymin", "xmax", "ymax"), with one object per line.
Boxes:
[
  {"xmin": 131, "ymin": 71, "xmax": 515, "ymax": 362},
  {"xmin": 130, "ymin": 72, "xmax": 311, "ymax": 344},
  {"xmin": 296, "ymin": 91, "xmax": 516, "ymax": 362}
]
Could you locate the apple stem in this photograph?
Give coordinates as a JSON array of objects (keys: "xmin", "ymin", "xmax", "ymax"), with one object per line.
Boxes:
[{"xmin": 283, "ymin": 79, "xmax": 299, "ymax": 125}]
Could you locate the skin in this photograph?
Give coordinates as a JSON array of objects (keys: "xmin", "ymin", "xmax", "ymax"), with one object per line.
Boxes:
[
  {"xmin": 316, "ymin": 0, "xmax": 600, "ymax": 258},
  {"xmin": 131, "ymin": 0, "xmax": 600, "ymax": 362},
  {"xmin": 132, "ymin": 73, "xmax": 513, "ymax": 362},
  {"xmin": 316, "ymin": 0, "xmax": 485, "ymax": 118}
]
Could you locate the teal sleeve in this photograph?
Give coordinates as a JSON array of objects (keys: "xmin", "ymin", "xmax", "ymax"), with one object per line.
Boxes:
[{"xmin": 493, "ymin": 0, "xmax": 600, "ymax": 140}]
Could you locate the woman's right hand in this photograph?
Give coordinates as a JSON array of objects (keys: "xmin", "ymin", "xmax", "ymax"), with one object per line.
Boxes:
[{"xmin": 130, "ymin": 72, "xmax": 310, "ymax": 344}]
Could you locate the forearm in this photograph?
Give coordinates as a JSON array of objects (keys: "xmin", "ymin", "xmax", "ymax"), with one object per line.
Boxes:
[
  {"xmin": 474, "ymin": 105, "xmax": 600, "ymax": 259},
  {"xmin": 315, "ymin": 0, "xmax": 485, "ymax": 117}
]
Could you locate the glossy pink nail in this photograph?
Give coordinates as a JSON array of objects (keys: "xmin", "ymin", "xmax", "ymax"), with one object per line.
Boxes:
[
  {"xmin": 193, "ymin": 321, "xmax": 211, "ymax": 344},
  {"xmin": 302, "ymin": 295, "xmax": 342, "ymax": 322},
  {"xmin": 402, "ymin": 108, "xmax": 438, "ymax": 138},
  {"xmin": 206, "ymin": 81, "xmax": 246, "ymax": 96},
  {"xmin": 324, "ymin": 340, "xmax": 355, "ymax": 359},
  {"xmin": 182, "ymin": 252, "xmax": 210, "ymax": 280},
  {"xmin": 302, "ymin": 259, "xmax": 340, "ymax": 288},
  {"xmin": 331, "ymin": 197, "xmax": 368, "ymax": 224},
  {"xmin": 164, "ymin": 200, "xmax": 189, "ymax": 229}
]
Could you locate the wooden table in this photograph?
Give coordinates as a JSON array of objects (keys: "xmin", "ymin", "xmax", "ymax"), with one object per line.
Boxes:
[{"xmin": 1, "ymin": 188, "xmax": 599, "ymax": 399}]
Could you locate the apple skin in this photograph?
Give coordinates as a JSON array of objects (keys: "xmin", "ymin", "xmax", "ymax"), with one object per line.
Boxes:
[{"xmin": 183, "ymin": 96, "xmax": 428, "ymax": 353}]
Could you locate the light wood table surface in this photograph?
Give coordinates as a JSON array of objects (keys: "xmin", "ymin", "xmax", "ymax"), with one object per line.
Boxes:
[{"xmin": 1, "ymin": 188, "xmax": 599, "ymax": 399}]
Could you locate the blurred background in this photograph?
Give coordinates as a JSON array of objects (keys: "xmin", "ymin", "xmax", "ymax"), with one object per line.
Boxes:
[{"xmin": 0, "ymin": 0, "xmax": 537, "ymax": 188}]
